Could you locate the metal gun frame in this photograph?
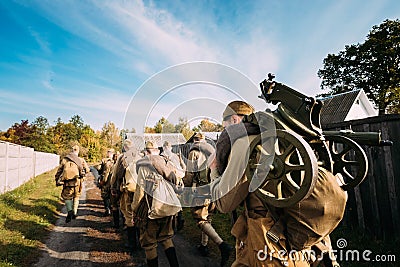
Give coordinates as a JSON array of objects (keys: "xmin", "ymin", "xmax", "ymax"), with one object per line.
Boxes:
[{"xmin": 253, "ymin": 74, "xmax": 392, "ymax": 207}]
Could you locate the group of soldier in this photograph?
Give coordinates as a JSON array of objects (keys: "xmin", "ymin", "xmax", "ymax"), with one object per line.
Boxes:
[{"xmin": 55, "ymin": 100, "xmax": 344, "ymax": 267}]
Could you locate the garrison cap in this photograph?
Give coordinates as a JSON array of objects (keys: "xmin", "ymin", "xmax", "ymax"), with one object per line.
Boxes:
[
  {"xmin": 223, "ymin": 100, "xmax": 255, "ymax": 121},
  {"xmin": 194, "ymin": 132, "xmax": 205, "ymax": 140},
  {"xmin": 123, "ymin": 139, "xmax": 133, "ymax": 151},
  {"xmin": 163, "ymin": 141, "xmax": 171, "ymax": 148},
  {"xmin": 145, "ymin": 141, "xmax": 158, "ymax": 149},
  {"xmin": 72, "ymin": 145, "xmax": 80, "ymax": 152}
]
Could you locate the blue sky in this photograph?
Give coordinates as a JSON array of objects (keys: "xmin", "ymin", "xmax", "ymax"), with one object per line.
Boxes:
[{"xmin": 0, "ymin": 0, "xmax": 399, "ymax": 132}]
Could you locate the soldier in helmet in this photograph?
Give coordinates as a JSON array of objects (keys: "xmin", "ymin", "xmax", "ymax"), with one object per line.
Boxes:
[
  {"xmin": 55, "ymin": 144, "xmax": 90, "ymax": 223},
  {"xmin": 184, "ymin": 132, "xmax": 232, "ymax": 266},
  {"xmin": 111, "ymin": 139, "xmax": 142, "ymax": 255},
  {"xmin": 161, "ymin": 141, "xmax": 186, "ymax": 231},
  {"xmin": 132, "ymin": 141, "xmax": 180, "ymax": 267},
  {"xmin": 98, "ymin": 148, "xmax": 115, "ymax": 216},
  {"xmin": 209, "ymin": 100, "xmax": 344, "ymax": 266}
]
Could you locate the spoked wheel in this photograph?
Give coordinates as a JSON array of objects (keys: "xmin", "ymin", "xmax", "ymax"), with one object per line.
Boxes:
[
  {"xmin": 254, "ymin": 130, "xmax": 318, "ymax": 208},
  {"xmin": 325, "ymin": 135, "xmax": 368, "ymax": 191}
]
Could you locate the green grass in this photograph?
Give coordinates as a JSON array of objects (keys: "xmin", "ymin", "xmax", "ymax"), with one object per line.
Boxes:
[
  {"xmin": 330, "ymin": 224, "xmax": 399, "ymax": 267},
  {"xmin": 179, "ymin": 207, "xmax": 237, "ymax": 265},
  {"xmin": 0, "ymin": 168, "xmax": 62, "ymax": 267}
]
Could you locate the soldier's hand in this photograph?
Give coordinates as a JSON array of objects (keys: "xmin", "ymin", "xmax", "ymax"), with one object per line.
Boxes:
[
  {"xmin": 191, "ymin": 186, "xmax": 198, "ymax": 194},
  {"xmin": 208, "ymin": 152, "xmax": 217, "ymax": 170}
]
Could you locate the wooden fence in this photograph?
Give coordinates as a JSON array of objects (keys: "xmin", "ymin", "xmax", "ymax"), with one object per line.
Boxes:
[
  {"xmin": 0, "ymin": 141, "xmax": 60, "ymax": 194},
  {"xmin": 323, "ymin": 114, "xmax": 400, "ymax": 240}
]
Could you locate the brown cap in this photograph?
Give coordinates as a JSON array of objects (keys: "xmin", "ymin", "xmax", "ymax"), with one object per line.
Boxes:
[
  {"xmin": 223, "ymin": 100, "xmax": 254, "ymax": 121},
  {"xmin": 163, "ymin": 141, "xmax": 171, "ymax": 148},
  {"xmin": 123, "ymin": 139, "xmax": 133, "ymax": 151},
  {"xmin": 145, "ymin": 141, "xmax": 158, "ymax": 149},
  {"xmin": 194, "ymin": 132, "xmax": 205, "ymax": 139},
  {"xmin": 72, "ymin": 145, "xmax": 80, "ymax": 152}
]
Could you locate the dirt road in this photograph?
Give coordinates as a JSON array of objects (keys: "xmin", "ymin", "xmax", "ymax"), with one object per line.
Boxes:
[{"xmin": 33, "ymin": 174, "xmax": 220, "ymax": 267}]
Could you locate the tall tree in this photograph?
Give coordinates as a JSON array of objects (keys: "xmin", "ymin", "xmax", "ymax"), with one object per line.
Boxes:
[
  {"xmin": 195, "ymin": 119, "xmax": 224, "ymax": 132},
  {"xmin": 318, "ymin": 19, "xmax": 400, "ymax": 114},
  {"xmin": 32, "ymin": 116, "xmax": 49, "ymax": 134},
  {"xmin": 174, "ymin": 117, "xmax": 193, "ymax": 140},
  {"xmin": 154, "ymin": 117, "xmax": 175, "ymax": 133},
  {"xmin": 100, "ymin": 121, "xmax": 121, "ymax": 151}
]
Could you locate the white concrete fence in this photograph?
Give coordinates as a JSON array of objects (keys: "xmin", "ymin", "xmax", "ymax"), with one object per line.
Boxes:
[{"xmin": 0, "ymin": 141, "xmax": 60, "ymax": 194}]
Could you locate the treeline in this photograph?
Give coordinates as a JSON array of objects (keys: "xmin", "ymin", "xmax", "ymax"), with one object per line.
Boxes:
[
  {"xmin": 0, "ymin": 115, "xmax": 121, "ymax": 162},
  {"xmin": 144, "ymin": 117, "xmax": 223, "ymax": 140},
  {"xmin": 0, "ymin": 115, "xmax": 223, "ymax": 162}
]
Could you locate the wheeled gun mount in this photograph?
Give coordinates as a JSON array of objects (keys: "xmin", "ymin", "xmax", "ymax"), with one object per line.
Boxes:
[
  {"xmin": 252, "ymin": 73, "xmax": 392, "ymax": 207},
  {"xmin": 323, "ymin": 129, "xmax": 393, "ymax": 146}
]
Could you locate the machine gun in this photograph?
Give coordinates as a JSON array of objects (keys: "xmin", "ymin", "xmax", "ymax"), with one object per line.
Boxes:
[{"xmin": 253, "ymin": 73, "xmax": 392, "ymax": 207}]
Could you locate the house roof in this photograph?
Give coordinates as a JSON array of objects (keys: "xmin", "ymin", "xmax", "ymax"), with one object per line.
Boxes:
[
  {"xmin": 125, "ymin": 133, "xmax": 187, "ymax": 150},
  {"xmin": 319, "ymin": 90, "xmax": 361, "ymax": 126}
]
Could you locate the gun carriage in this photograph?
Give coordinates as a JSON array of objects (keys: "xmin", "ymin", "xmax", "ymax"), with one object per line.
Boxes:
[{"xmin": 252, "ymin": 74, "xmax": 392, "ymax": 208}]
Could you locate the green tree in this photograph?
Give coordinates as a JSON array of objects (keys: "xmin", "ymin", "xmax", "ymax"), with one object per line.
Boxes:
[
  {"xmin": 174, "ymin": 117, "xmax": 193, "ymax": 140},
  {"xmin": 154, "ymin": 117, "xmax": 175, "ymax": 133},
  {"xmin": 32, "ymin": 116, "xmax": 49, "ymax": 134},
  {"xmin": 195, "ymin": 119, "xmax": 224, "ymax": 132},
  {"xmin": 80, "ymin": 126, "xmax": 102, "ymax": 162},
  {"xmin": 100, "ymin": 121, "xmax": 121, "ymax": 152},
  {"xmin": 318, "ymin": 19, "xmax": 400, "ymax": 114}
]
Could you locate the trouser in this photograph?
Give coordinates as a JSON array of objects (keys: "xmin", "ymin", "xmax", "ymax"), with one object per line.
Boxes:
[
  {"xmin": 191, "ymin": 202, "xmax": 223, "ymax": 246},
  {"xmin": 65, "ymin": 196, "xmax": 80, "ymax": 211},
  {"xmin": 110, "ymin": 191, "xmax": 120, "ymax": 211},
  {"xmin": 120, "ymin": 190, "xmax": 134, "ymax": 227},
  {"xmin": 139, "ymin": 216, "xmax": 175, "ymax": 260}
]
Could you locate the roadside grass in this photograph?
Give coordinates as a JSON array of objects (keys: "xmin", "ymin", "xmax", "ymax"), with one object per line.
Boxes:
[
  {"xmin": 330, "ymin": 224, "xmax": 399, "ymax": 267},
  {"xmin": 179, "ymin": 207, "xmax": 236, "ymax": 265},
  {"xmin": 0, "ymin": 168, "xmax": 62, "ymax": 267}
]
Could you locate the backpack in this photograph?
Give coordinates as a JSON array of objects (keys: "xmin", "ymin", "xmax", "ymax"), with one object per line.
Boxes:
[
  {"xmin": 62, "ymin": 159, "xmax": 80, "ymax": 181},
  {"xmin": 123, "ymin": 160, "xmax": 138, "ymax": 192},
  {"xmin": 121, "ymin": 155, "xmax": 138, "ymax": 192},
  {"xmin": 145, "ymin": 171, "xmax": 182, "ymax": 219},
  {"xmin": 136, "ymin": 155, "xmax": 182, "ymax": 219}
]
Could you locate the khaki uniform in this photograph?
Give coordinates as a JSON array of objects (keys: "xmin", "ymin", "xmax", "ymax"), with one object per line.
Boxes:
[
  {"xmin": 55, "ymin": 154, "xmax": 89, "ymax": 219},
  {"xmin": 99, "ymin": 157, "xmax": 114, "ymax": 198},
  {"xmin": 185, "ymin": 148, "xmax": 215, "ymax": 224},
  {"xmin": 56, "ymin": 156, "xmax": 89, "ymax": 200},
  {"xmin": 111, "ymin": 151, "xmax": 141, "ymax": 228},
  {"xmin": 132, "ymin": 160, "xmax": 175, "ymax": 260},
  {"xmin": 210, "ymin": 135, "xmax": 310, "ymax": 267}
]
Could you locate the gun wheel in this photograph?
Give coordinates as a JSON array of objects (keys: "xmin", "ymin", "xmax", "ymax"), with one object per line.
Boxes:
[
  {"xmin": 325, "ymin": 135, "xmax": 368, "ymax": 190},
  {"xmin": 255, "ymin": 130, "xmax": 318, "ymax": 208}
]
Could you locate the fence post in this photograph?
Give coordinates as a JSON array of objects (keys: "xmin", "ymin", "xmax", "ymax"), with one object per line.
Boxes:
[
  {"xmin": 33, "ymin": 152, "xmax": 36, "ymax": 178},
  {"xmin": 382, "ymin": 122, "xmax": 400, "ymax": 238},
  {"xmin": 4, "ymin": 142, "xmax": 9, "ymax": 194}
]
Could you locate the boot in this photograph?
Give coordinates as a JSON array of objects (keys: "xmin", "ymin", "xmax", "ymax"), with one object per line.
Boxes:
[
  {"xmin": 66, "ymin": 210, "xmax": 74, "ymax": 223},
  {"xmin": 146, "ymin": 256, "xmax": 158, "ymax": 267},
  {"xmin": 127, "ymin": 227, "xmax": 137, "ymax": 255},
  {"xmin": 176, "ymin": 211, "xmax": 184, "ymax": 231},
  {"xmin": 103, "ymin": 199, "xmax": 111, "ymax": 216},
  {"xmin": 112, "ymin": 210, "xmax": 120, "ymax": 229},
  {"xmin": 197, "ymin": 244, "xmax": 209, "ymax": 257},
  {"xmin": 136, "ymin": 227, "xmax": 142, "ymax": 249},
  {"xmin": 164, "ymin": 247, "xmax": 179, "ymax": 267},
  {"xmin": 219, "ymin": 241, "xmax": 232, "ymax": 267}
]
